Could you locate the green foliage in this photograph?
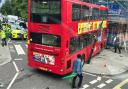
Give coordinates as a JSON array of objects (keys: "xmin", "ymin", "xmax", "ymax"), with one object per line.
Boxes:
[{"xmin": 1, "ymin": 0, "xmax": 28, "ymax": 19}]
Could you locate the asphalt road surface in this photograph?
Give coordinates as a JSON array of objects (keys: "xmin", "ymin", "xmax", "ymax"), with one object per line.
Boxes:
[{"xmin": 0, "ymin": 40, "xmax": 128, "ymax": 89}]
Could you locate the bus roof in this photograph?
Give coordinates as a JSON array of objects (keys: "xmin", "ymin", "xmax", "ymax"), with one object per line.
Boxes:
[{"xmin": 66, "ymin": 0, "xmax": 108, "ymax": 10}]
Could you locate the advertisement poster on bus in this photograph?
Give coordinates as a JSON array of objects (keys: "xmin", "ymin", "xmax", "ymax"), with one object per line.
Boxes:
[{"xmin": 78, "ymin": 20, "xmax": 107, "ymax": 34}]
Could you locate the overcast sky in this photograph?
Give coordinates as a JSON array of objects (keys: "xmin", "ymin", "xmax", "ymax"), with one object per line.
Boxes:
[{"xmin": 0, "ymin": 0, "xmax": 5, "ymax": 8}]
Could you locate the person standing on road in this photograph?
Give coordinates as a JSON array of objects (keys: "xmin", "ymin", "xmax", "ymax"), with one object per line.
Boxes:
[
  {"xmin": 114, "ymin": 36, "xmax": 121, "ymax": 54},
  {"xmin": 0, "ymin": 20, "xmax": 2, "ymax": 30},
  {"xmin": 0, "ymin": 30, "xmax": 7, "ymax": 47},
  {"xmin": 21, "ymin": 26, "xmax": 24, "ymax": 40},
  {"xmin": 72, "ymin": 54, "xmax": 83, "ymax": 89}
]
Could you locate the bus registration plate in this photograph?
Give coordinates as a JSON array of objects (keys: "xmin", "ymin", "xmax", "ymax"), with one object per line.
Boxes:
[{"xmin": 39, "ymin": 67, "xmax": 48, "ymax": 71}]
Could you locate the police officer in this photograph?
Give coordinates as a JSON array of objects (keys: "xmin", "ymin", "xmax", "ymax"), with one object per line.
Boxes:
[{"xmin": 0, "ymin": 30, "xmax": 7, "ymax": 47}]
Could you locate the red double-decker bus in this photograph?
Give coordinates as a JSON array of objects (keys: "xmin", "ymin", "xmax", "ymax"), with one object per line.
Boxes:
[{"xmin": 28, "ymin": 0, "xmax": 108, "ymax": 75}]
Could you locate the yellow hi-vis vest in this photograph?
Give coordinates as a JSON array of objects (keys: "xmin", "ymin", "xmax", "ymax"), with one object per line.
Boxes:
[{"xmin": 0, "ymin": 30, "xmax": 6, "ymax": 39}]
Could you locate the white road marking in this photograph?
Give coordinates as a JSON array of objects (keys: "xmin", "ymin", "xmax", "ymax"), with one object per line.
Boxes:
[
  {"xmin": 105, "ymin": 79, "xmax": 113, "ymax": 84},
  {"xmin": 97, "ymin": 83, "xmax": 106, "ymax": 88},
  {"xmin": 79, "ymin": 88, "xmax": 85, "ymax": 89},
  {"xmin": 7, "ymin": 73, "xmax": 19, "ymax": 89},
  {"xmin": 90, "ymin": 80, "xmax": 98, "ymax": 84},
  {"xmin": 13, "ymin": 61, "xmax": 19, "ymax": 72},
  {"xmin": 97, "ymin": 76, "xmax": 101, "ymax": 81},
  {"xmin": 14, "ymin": 58, "xmax": 23, "ymax": 61},
  {"xmin": 14, "ymin": 45, "xmax": 25, "ymax": 55},
  {"xmin": 83, "ymin": 84, "xmax": 89, "ymax": 88},
  {"xmin": 17, "ymin": 42, "xmax": 22, "ymax": 44},
  {"xmin": 7, "ymin": 61, "xmax": 20, "ymax": 89},
  {"xmin": 82, "ymin": 72, "xmax": 97, "ymax": 77}
]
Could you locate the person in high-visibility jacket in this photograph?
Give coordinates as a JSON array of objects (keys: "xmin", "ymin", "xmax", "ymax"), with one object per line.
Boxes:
[
  {"xmin": 5, "ymin": 26, "xmax": 11, "ymax": 39},
  {"xmin": 0, "ymin": 30, "xmax": 7, "ymax": 47}
]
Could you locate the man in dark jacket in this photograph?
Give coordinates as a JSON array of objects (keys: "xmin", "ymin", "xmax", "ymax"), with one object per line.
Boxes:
[
  {"xmin": 114, "ymin": 36, "xmax": 121, "ymax": 54},
  {"xmin": 72, "ymin": 54, "xmax": 83, "ymax": 88}
]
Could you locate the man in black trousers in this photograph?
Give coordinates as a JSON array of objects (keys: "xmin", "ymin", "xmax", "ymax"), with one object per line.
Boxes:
[
  {"xmin": 72, "ymin": 54, "xmax": 83, "ymax": 89},
  {"xmin": 114, "ymin": 36, "xmax": 121, "ymax": 54}
]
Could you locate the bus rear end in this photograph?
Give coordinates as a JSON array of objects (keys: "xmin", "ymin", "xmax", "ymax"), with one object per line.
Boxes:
[
  {"xmin": 28, "ymin": 27, "xmax": 65, "ymax": 75},
  {"xmin": 28, "ymin": 0, "xmax": 67, "ymax": 75}
]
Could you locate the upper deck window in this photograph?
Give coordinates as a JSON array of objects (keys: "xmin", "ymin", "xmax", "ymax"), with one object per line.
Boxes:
[
  {"xmin": 31, "ymin": 0, "xmax": 61, "ymax": 24},
  {"xmin": 100, "ymin": 10, "xmax": 108, "ymax": 19},
  {"xmin": 72, "ymin": 4, "xmax": 81, "ymax": 21},
  {"xmin": 81, "ymin": 6, "xmax": 90, "ymax": 20},
  {"xmin": 92, "ymin": 8, "xmax": 100, "ymax": 20},
  {"xmin": 72, "ymin": 4, "xmax": 91, "ymax": 21}
]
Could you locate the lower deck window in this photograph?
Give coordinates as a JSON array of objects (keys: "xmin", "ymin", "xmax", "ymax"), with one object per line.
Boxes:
[
  {"xmin": 30, "ymin": 32, "xmax": 61, "ymax": 47},
  {"xmin": 70, "ymin": 32, "xmax": 98, "ymax": 54}
]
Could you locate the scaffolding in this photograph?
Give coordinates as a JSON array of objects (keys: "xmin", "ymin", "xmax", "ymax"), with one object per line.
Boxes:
[{"xmin": 103, "ymin": 0, "xmax": 128, "ymax": 51}]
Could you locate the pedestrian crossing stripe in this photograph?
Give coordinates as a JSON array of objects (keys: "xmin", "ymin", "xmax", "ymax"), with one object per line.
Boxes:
[
  {"xmin": 105, "ymin": 79, "xmax": 113, "ymax": 84},
  {"xmin": 97, "ymin": 83, "xmax": 106, "ymax": 88},
  {"xmin": 14, "ymin": 45, "xmax": 25, "ymax": 55},
  {"xmin": 83, "ymin": 84, "xmax": 89, "ymax": 88},
  {"xmin": 14, "ymin": 58, "xmax": 23, "ymax": 61},
  {"xmin": 90, "ymin": 80, "xmax": 98, "ymax": 84}
]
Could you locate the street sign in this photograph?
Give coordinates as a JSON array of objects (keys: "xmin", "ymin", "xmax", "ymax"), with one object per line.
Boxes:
[{"xmin": 97, "ymin": 2, "xmax": 121, "ymax": 15}]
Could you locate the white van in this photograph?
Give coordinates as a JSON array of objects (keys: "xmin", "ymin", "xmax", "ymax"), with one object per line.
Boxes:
[{"xmin": 7, "ymin": 15, "xmax": 18, "ymax": 23}]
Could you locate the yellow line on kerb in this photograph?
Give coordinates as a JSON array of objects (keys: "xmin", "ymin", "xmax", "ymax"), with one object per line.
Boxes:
[{"xmin": 113, "ymin": 79, "xmax": 128, "ymax": 89}]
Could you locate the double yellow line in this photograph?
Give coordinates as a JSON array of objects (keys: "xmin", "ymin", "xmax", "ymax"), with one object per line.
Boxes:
[{"xmin": 113, "ymin": 79, "xmax": 128, "ymax": 89}]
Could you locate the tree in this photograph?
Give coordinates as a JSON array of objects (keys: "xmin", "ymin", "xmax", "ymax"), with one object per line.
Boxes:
[{"xmin": 1, "ymin": 0, "xmax": 28, "ymax": 19}]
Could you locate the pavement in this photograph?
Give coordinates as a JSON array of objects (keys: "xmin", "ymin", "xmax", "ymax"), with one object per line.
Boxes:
[
  {"xmin": 83, "ymin": 48, "xmax": 128, "ymax": 75},
  {"xmin": 0, "ymin": 42, "xmax": 11, "ymax": 66}
]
